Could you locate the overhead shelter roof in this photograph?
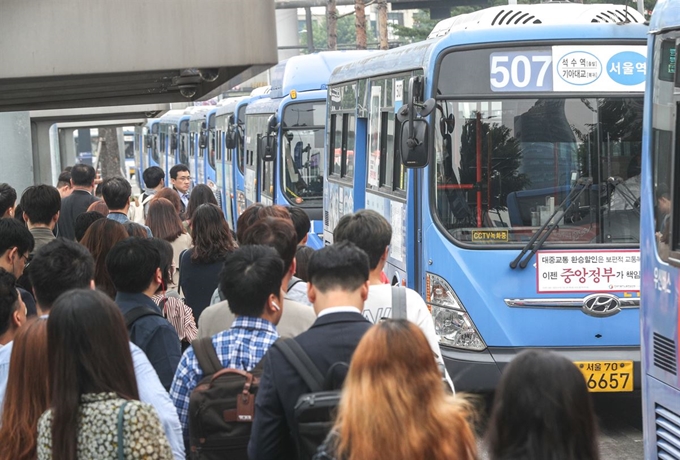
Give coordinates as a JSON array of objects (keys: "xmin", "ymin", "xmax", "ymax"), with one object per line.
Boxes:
[{"xmin": 0, "ymin": 0, "xmax": 278, "ymax": 112}]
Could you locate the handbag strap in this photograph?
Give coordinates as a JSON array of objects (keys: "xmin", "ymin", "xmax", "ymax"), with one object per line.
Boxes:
[
  {"xmin": 117, "ymin": 401, "xmax": 129, "ymax": 460},
  {"xmin": 391, "ymin": 286, "xmax": 407, "ymax": 320}
]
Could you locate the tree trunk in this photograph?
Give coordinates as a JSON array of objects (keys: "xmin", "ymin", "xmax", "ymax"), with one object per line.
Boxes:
[
  {"xmin": 98, "ymin": 127, "xmax": 122, "ymax": 179},
  {"xmin": 377, "ymin": 0, "xmax": 388, "ymax": 50},
  {"xmin": 327, "ymin": 0, "xmax": 337, "ymax": 51},
  {"xmin": 355, "ymin": 0, "xmax": 367, "ymax": 50}
]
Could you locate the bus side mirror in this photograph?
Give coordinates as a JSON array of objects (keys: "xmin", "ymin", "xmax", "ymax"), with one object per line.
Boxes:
[
  {"xmin": 399, "ymin": 120, "xmax": 429, "ymax": 168},
  {"xmin": 258, "ymin": 135, "xmax": 276, "ymax": 162},
  {"xmin": 199, "ymin": 131, "xmax": 208, "ymax": 149},
  {"xmin": 170, "ymin": 134, "xmax": 178, "ymax": 151},
  {"xmin": 396, "ymin": 76, "xmax": 433, "ymax": 169},
  {"xmin": 145, "ymin": 137, "xmax": 152, "ymax": 149}
]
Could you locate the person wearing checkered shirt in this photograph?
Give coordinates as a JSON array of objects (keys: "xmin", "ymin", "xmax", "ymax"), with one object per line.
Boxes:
[{"xmin": 169, "ymin": 245, "xmax": 286, "ymax": 444}]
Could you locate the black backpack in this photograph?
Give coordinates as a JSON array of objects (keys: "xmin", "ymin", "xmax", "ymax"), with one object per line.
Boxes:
[
  {"xmin": 273, "ymin": 338, "xmax": 347, "ymax": 460},
  {"xmin": 187, "ymin": 337, "xmax": 264, "ymax": 460}
]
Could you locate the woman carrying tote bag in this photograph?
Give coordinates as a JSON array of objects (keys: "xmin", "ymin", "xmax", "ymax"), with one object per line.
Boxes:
[{"xmin": 37, "ymin": 289, "xmax": 172, "ymax": 459}]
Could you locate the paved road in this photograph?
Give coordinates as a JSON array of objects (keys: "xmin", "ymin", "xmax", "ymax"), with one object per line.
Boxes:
[
  {"xmin": 595, "ymin": 392, "xmax": 644, "ymax": 460},
  {"xmin": 476, "ymin": 391, "xmax": 644, "ymax": 460}
]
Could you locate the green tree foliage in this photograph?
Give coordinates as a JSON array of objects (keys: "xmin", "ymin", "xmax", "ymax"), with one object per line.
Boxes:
[
  {"xmin": 300, "ymin": 14, "xmax": 379, "ymax": 52},
  {"xmin": 389, "ymin": 10, "xmax": 439, "ymax": 43}
]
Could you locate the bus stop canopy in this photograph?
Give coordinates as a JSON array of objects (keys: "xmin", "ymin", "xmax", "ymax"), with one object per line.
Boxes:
[{"xmin": 0, "ymin": 0, "xmax": 278, "ymax": 112}]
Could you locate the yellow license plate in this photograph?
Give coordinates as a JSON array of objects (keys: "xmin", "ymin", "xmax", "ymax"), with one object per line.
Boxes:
[{"xmin": 574, "ymin": 361, "xmax": 633, "ymax": 392}]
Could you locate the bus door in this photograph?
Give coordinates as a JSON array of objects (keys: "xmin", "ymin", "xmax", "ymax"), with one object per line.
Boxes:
[
  {"xmin": 258, "ymin": 116, "xmax": 276, "ymax": 207},
  {"xmin": 234, "ymin": 104, "xmax": 249, "ymax": 223},
  {"xmin": 244, "ymin": 113, "xmax": 269, "ymax": 208},
  {"xmin": 167, "ymin": 125, "xmax": 178, "ymax": 174},
  {"xmin": 188, "ymin": 129, "xmax": 197, "ymax": 189},
  {"xmin": 205, "ymin": 114, "xmax": 221, "ymax": 210},
  {"xmin": 363, "ymin": 75, "xmax": 411, "ymax": 286},
  {"xmin": 325, "ymin": 83, "xmax": 363, "ymax": 244},
  {"xmin": 197, "ymin": 121, "xmax": 206, "ymax": 186}
]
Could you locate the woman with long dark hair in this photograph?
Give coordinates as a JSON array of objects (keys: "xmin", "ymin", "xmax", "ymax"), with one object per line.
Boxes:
[
  {"xmin": 146, "ymin": 198, "xmax": 192, "ymax": 287},
  {"xmin": 179, "ymin": 203, "xmax": 236, "ymax": 321},
  {"xmin": 314, "ymin": 320, "xmax": 476, "ymax": 460},
  {"xmin": 184, "ymin": 183, "xmax": 218, "ymax": 224},
  {"xmin": 485, "ymin": 349, "xmax": 600, "ymax": 460},
  {"xmin": 80, "ymin": 219, "xmax": 128, "ymax": 299},
  {"xmin": 37, "ymin": 289, "xmax": 171, "ymax": 459},
  {"xmin": 0, "ymin": 318, "xmax": 49, "ymax": 460}
]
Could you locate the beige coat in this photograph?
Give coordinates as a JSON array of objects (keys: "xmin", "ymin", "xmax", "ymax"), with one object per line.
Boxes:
[{"xmin": 198, "ymin": 296, "xmax": 316, "ymax": 339}]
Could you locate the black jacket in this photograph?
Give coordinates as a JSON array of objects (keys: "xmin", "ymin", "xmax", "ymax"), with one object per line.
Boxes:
[
  {"xmin": 56, "ymin": 190, "xmax": 98, "ymax": 240},
  {"xmin": 248, "ymin": 311, "xmax": 372, "ymax": 460},
  {"xmin": 114, "ymin": 291, "xmax": 182, "ymax": 390}
]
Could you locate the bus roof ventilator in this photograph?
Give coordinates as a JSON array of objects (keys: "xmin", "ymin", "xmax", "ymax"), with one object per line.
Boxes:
[{"xmin": 428, "ymin": 3, "xmax": 646, "ymax": 38}]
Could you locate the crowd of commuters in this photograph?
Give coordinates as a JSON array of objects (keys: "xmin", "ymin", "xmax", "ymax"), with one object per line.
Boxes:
[{"xmin": 0, "ymin": 163, "xmax": 603, "ymax": 460}]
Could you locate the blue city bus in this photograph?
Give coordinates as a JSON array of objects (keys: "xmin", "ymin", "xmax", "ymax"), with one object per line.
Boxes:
[
  {"xmin": 202, "ymin": 106, "xmax": 222, "ymax": 211},
  {"xmin": 326, "ymin": 3, "xmax": 647, "ymax": 390},
  {"xmin": 641, "ymin": 0, "xmax": 680, "ymax": 457},
  {"xmin": 246, "ymin": 52, "xmax": 372, "ymax": 248},
  {"xmin": 228, "ymin": 87, "xmax": 271, "ymax": 228},
  {"xmin": 145, "ymin": 118, "xmax": 161, "ymax": 169},
  {"xmin": 187, "ymin": 106, "xmax": 211, "ymax": 189},
  {"xmin": 158, "ymin": 110, "xmax": 190, "ymax": 176},
  {"xmin": 214, "ymin": 97, "xmax": 247, "ymax": 227}
]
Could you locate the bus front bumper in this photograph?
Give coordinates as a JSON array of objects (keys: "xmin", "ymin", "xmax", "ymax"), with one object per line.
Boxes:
[{"xmin": 443, "ymin": 345, "xmax": 640, "ymax": 393}]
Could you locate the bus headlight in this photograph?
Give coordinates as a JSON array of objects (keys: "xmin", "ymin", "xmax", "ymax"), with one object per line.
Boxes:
[{"xmin": 426, "ymin": 273, "xmax": 486, "ymax": 351}]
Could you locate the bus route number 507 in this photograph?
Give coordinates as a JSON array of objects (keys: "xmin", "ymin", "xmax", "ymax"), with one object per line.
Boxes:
[{"xmin": 490, "ymin": 51, "xmax": 553, "ymax": 92}]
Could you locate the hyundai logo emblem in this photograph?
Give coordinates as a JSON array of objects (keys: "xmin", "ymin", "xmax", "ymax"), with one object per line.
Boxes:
[{"xmin": 582, "ymin": 294, "xmax": 622, "ymax": 317}]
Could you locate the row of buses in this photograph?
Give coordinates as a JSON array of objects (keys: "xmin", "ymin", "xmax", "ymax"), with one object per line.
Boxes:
[{"xmin": 129, "ymin": 5, "xmax": 678, "ymax": 446}]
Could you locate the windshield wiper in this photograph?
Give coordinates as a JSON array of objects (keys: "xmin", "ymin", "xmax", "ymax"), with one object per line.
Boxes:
[
  {"xmin": 510, "ymin": 177, "xmax": 593, "ymax": 270},
  {"xmin": 607, "ymin": 176, "xmax": 641, "ymax": 216}
]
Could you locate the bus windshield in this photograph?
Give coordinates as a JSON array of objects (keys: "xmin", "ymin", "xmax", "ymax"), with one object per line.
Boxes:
[
  {"xmin": 281, "ymin": 101, "xmax": 326, "ymax": 205},
  {"xmin": 433, "ymin": 97, "xmax": 643, "ymax": 246}
]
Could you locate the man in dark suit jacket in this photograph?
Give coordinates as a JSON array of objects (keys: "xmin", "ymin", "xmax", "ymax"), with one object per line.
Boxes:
[
  {"xmin": 248, "ymin": 242, "xmax": 373, "ymax": 460},
  {"xmin": 56, "ymin": 164, "xmax": 98, "ymax": 240}
]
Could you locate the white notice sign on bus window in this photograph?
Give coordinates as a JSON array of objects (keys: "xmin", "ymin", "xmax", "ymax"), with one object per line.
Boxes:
[{"xmin": 536, "ymin": 250, "xmax": 640, "ymax": 293}]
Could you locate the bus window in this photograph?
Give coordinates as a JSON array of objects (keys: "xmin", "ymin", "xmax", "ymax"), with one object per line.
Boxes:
[
  {"xmin": 329, "ymin": 114, "xmax": 343, "ymax": 177},
  {"xmin": 281, "ymin": 101, "xmax": 325, "ymax": 205},
  {"xmin": 433, "ymin": 97, "xmax": 643, "ymax": 245},
  {"xmin": 344, "ymin": 114, "xmax": 356, "ymax": 179}
]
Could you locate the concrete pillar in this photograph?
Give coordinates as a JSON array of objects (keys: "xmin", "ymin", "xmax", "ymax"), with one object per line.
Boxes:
[
  {"xmin": 0, "ymin": 112, "xmax": 34, "ymax": 195},
  {"xmin": 58, "ymin": 128, "xmax": 76, "ymax": 169},
  {"xmin": 276, "ymin": 9, "xmax": 300, "ymax": 61},
  {"xmin": 30, "ymin": 120, "xmax": 61, "ymax": 188}
]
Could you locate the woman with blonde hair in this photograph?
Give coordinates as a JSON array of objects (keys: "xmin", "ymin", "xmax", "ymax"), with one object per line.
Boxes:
[{"xmin": 314, "ymin": 319, "xmax": 477, "ymax": 460}]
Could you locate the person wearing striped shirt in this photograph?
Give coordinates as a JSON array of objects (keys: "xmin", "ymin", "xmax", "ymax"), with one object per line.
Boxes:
[{"xmin": 169, "ymin": 245, "xmax": 285, "ymax": 444}]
